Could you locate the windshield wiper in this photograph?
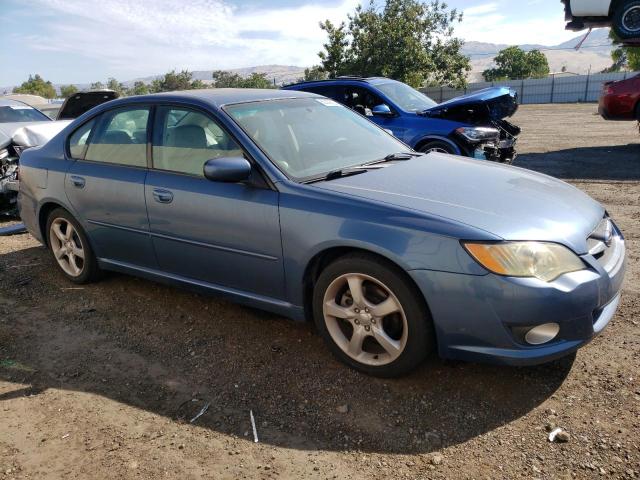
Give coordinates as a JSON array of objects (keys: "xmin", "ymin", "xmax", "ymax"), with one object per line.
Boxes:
[
  {"xmin": 303, "ymin": 166, "xmax": 374, "ymax": 184},
  {"xmin": 364, "ymin": 151, "xmax": 424, "ymax": 166}
]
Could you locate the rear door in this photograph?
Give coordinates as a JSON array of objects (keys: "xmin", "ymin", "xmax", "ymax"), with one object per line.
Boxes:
[
  {"xmin": 144, "ymin": 105, "xmax": 285, "ymax": 299},
  {"xmin": 64, "ymin": 105, "xmax": 156, "ymax": 268}
]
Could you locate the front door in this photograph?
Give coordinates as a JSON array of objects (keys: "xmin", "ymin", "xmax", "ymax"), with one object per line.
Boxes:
[
  {"xmin": 144, "ymin": 105, "xmax": 284, "ymax": 300},
  {"xmin": 64, "ymin": 106, "xmax": 156, "ymax": 268}
]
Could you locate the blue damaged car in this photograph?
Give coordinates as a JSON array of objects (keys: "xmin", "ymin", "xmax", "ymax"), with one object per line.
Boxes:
[
  {"xmin": 17, "ymin": 89, "xmax": 624, "ymax": 377},
  {"xmin": 283, "ymin": 77, "xmax": 521, "ymax": 163}
]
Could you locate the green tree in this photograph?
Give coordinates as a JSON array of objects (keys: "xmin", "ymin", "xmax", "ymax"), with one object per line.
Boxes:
[
  {"xmin": 90, "ymin": 81, "xmax": 104, "ymax": 90},
  {"xmin": 13, "ymin": 74, "xmax": 57, "ymax": 99},
  {"xmin": 606, "ymin": 31, "xmax": 640, "ymax": 72},
  {"xmin": 59, "ymin": 84, "xmax": 78, "ymax": 98},
  {"xmin": 212, "ymin": 70, "xmax": 275, "ymax": 88},
  {"xmin": 483, "ymin": 46, "xmax": 550, "ymax": 81},
  {"xmin": 129, "ymin": 81, "xmax": 149, "ymax": 96},
  {"xmin": 317, "ymin": 0, "xmax": 470, "ymax": 88},
  {"xmin": 150, "ymin": 70, "xmax": 203, "ymax": 92},
  {"xmin": 300, "ymin": 66, "xmax": 328, "ymax": 82},
  {"xmin": 106, "ymin": 77, "xmax": 126, "ymax": 96}
]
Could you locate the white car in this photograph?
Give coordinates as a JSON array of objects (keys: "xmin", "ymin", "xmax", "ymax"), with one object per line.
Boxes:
[{"xmin": 563, "ymin": 0, "xmax": 640, "ymax": 39}]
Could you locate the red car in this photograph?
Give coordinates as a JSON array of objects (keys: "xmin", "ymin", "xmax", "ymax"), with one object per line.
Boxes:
[{"xmin": 599, "ymin": 74, "xmax": 640, "ymax": 120}]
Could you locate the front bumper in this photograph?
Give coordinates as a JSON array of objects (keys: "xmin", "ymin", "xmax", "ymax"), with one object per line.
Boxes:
[{"xmin": 409, "ymin": 228, "xmax": 625, "ymax": 366}]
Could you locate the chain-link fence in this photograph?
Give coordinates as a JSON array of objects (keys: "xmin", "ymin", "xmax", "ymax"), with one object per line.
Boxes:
[{"xmin": 421, "ymin": 71, "xmax": 639, "ymax": 104}]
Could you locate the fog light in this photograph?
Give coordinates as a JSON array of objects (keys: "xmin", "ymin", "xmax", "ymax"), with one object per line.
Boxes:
[{"xmin": 525, "ymin": 323, "xmax": 560, "ymax": 345}]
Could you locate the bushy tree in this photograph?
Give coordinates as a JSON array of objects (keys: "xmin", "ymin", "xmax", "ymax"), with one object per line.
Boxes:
[
  {"xmin": 13, "ymin": 74, "xmax": 56, "ymax": 99},
  {"xmin": 89, "ymin": 81, "xmax": 104, "ymax": 90},
  {"xmin": 300, "ymin": 66, "xmax": 328, "ymax": 82},
  {"xmin": 483, "ymin": 47, "xmax": 550, "ymax": 81},
  {"xmin": 106, "ymin": 78, "xmax": 126, "ymax": 96},
  {"xmin": 150, "ymin": 70, "xmax": 203, "ymax": 93},
  {"xmin": 211, "ymin": 71, "xmax": 274, "ymax": 88},
  {"xmin": 59, "ymin": 85, "xmax": 78, "ymax": 98},
  {"xmin": 129, "ymin": 81, "xmax": 149, "ymax": 96},
  {"xmin": 317, "ymin": 0, "xmax": 470, "ymax": 88},
  {"xmin": 606, "ymin": 31, "xmax": 640, "ymax": 72}
]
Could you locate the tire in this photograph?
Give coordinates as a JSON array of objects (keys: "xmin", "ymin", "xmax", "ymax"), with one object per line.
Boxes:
[
  {"xmin": 312, "ymin": 253, "xmax": 434, "ymax": 377},
  {"xmin": 46, "ymin": 208, "xmax": 101, "ymax": 284},
  {"xmin": 635, "ymin": 102, "xmax": 640, "ymax": 121},
  {"xmin": 613, "ymin": 0, "xmax": 640, "ymax": 40},
  {"xmin": 417, "ymin": 140, "xmax": 459, "ymax": 155}
]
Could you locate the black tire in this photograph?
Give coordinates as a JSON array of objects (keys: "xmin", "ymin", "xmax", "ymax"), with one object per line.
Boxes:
[
  {"xmin": 312, "ymin": 253, "xmax": 434, "ymax": 377},
  {"xmin": 635, "ymin": 101, "xmax": 640, "ymax": 121},
  {"xmin": 46, "ymin": 208, "xmax": 101, "ymax": 284},
  {"xmin": 612, "ymin": 0, "xmax": 640, "ymax": 40},
  {"xmin": 417, "ymin": 140, "xmax": 459, "ymax": 155}
]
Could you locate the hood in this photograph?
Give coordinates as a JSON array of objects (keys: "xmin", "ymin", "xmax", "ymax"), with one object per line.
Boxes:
[
  {"xmin": 57, "ymin": 90, "xmax": 118, "ymax": 120},
  {"xmin": 313, "ymin": 153, "xmax": 603, "ymax": 254},
  {"xmin": 423, "ymin": 87, "xmax": 518, "ymax": 123},
  {"xmin": 0, "ymin": 121, "xmax": 53, "ymax": 149}
]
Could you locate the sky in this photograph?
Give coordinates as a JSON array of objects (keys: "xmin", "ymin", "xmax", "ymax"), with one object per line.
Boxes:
[{"xmin": 1, "ymin": 0, "xmax": 580, "ymax": 86}]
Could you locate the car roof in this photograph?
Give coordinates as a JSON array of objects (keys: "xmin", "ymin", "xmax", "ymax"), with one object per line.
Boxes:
[
  {"xmin": 284, "ymin": 77, "xmax": 391, "ymax": 88},
  {"xmin": 105, "ymin": 88, "xmax": 320, "ymax": 110}
]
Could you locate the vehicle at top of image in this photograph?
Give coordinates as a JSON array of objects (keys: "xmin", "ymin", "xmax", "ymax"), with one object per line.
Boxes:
[
  {"xmin": 282, "ymin": 76, "xmax": 521, "ymax": 164},
  {"xmin": 0, "ymin": 90, "xmax": 117, "ymax": 216},
  {"xmin": 17, "ymin": 88, "xmax": 625, "ymax": 377},
  {"xmin": 563, "ymin": 0, "xmax": 640, "ymax": 41},
  {"xmin": 598, "ymin": 72, "xmax": 640, "ymax": 120}
]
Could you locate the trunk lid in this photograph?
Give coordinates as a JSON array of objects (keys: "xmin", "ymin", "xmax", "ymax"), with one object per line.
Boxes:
[{"xmin": 56, "ymin": 90, "xmax": 119, "ymax": 120}]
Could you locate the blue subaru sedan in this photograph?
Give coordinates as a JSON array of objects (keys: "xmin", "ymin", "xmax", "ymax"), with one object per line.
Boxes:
[{"xmin": 17, "ymin": 89, "xmax": 625, "ymax": 377}]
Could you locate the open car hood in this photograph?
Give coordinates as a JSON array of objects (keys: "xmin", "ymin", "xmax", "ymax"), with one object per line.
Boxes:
[
  {"xmin": 56, "ymin": 90, "xmax": 118, "ymax": 120},
  {"xmin": 423, "ymin": 87, "xmax": 518, "ymax": 122}
]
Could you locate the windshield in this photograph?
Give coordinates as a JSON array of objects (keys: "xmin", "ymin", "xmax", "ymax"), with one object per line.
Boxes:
[
  {"xmin": 0, "ymin": 104, "xmax": 50, "ymax": 123},
  {"xmin": 373, "ymin": 80, "xmax": 437, "ymax": 112},
  {"xmin": 225, "ymin": 98, "xmax": 410, "ymax": 181}
]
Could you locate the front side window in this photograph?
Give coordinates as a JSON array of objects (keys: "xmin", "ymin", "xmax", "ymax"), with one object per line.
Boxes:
[
  {"xmin": 84, "ymin": 107, "xmax": 149, "ymax": 167},
  {"xmin": 68, "ymin": 119, "xmax": 95, "ymax": 159},
  {"xmin": 152, "ymin": 106, "xmax": 243, "ymax": 176},
  {"xmin": 226, "ymin": 98, "xmax": 410, "ymax": 181}
]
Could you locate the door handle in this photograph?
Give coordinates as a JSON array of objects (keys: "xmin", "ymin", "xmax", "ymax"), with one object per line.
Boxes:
[
  {"xmin": 70, "ymin": 175, "xmax": 85, "ymax": 188},
  {"xmin": 152, "ymin": 188, "xmax": 173, "ymax": 204}
]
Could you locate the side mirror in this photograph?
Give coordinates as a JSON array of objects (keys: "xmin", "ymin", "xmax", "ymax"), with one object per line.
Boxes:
[
  {"xmin": 203, "ymin": 157, "xmax": 252, "ymax": 183},
  {"xmin": 371, "ymin": 104, "xmax": 394, "ymax": 117}
]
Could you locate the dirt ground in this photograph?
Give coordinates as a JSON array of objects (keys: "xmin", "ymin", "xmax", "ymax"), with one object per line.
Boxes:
[{"xmin": 0, "ymin": 104, "xmax": 639, "ymax": 479}]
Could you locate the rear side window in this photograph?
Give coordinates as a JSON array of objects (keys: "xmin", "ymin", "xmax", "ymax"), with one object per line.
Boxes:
[
  {"xmin": 68, "ymin": 119, "xmax": 95, "ymax": 159},
  {"xmin": 84, "ymin": 107, "xmax": 150, "ymax": 167},
  {"xmin": 152, "ymin": 106, "xmax": 243, "ymax": 176}
]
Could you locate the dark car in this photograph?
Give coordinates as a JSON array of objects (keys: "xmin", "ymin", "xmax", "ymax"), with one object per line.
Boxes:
[
  {"xmin": 282, "ymin": 77, "xmax": 520, "ymax": 163},
  {"xmin": 17, "ymin": 89, "xmax": 625, "ymax": 377},
  {"xmin": 599, "ymin": 73, "xmax": 640, "ymax": 120}
]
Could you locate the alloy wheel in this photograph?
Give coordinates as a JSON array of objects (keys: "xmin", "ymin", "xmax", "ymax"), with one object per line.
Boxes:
[
  {"xmin": 322, "ymin": 273, "xmax": 408, "ymax": 366},
  {"xmin": 49, "ymin": 218, "xmax": 85, "ymax": 277}
]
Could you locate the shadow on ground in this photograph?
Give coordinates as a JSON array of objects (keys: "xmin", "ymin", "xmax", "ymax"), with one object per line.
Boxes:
[
  {"xmin": 515, "ymin": 143, "xmax": 640, "ymax": 181},
  {"xmin": 0, "ymin": 245, "xmax": 574, "ymax": 455}
]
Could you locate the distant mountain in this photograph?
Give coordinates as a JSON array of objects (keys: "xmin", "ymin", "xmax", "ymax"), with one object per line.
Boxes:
[
  {"xmin": 463, "ymin": 29, "xmax": 614, "ymax": 81},
  {"xmin": 0, "ymin": 30, "xmax": 617, "ymax": 94}
]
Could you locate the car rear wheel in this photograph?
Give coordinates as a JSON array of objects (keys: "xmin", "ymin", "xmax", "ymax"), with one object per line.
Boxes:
[
  {"xmin": 46, "ymin": 208, "xmax": 101, "ymax": 284},
  {"xmin": 417, "ymin": 140, "xmax": 458, "ymax": 155},
  {"xmin": 613, "ymin": 0, "xmax": 640, "ymax": 39},
  {"xmin": 312, "ymin": 253, "xmax": 434, "ymax": 377}
]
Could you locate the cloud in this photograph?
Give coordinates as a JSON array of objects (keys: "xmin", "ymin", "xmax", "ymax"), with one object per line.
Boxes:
[{"xmin": 24, "ymin": 0, "xmax": 360, "ymax": 79}]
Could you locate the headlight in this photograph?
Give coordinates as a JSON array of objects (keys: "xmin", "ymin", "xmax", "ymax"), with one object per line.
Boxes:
[
  {"xmin": 455, "ymin": 126, "xmax": 500, "ymax": 143},
  {"xmin": 462, "ymin": 241, "xmax": 586, "ymax": 282}
]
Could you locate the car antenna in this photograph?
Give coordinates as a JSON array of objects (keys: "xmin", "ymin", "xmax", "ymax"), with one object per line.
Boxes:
[{"xmin": 574, "ymin": 28, "xmax": 592, "ymax": 51}]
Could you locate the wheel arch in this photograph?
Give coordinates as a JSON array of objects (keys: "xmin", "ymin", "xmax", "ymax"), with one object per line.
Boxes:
[{"xmin": 301, "ymin": 246, "xmax": 434, "ymax": 325}]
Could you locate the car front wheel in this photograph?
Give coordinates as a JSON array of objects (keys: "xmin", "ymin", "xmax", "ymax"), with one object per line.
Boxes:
[
  {"xmin": 312, "ymin": 253, "xmax": 434, "ymax": 377},
  {"xmin": 417, "ymin": 140, "xmax": 459, "ymax": 155},
  {"xmin": 46, "ymin": 208, "xmax": 101, "ymax": 284},
  {"xmin": 613, "ymin": 0, "xmax": 640, "ymax": 39}
]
